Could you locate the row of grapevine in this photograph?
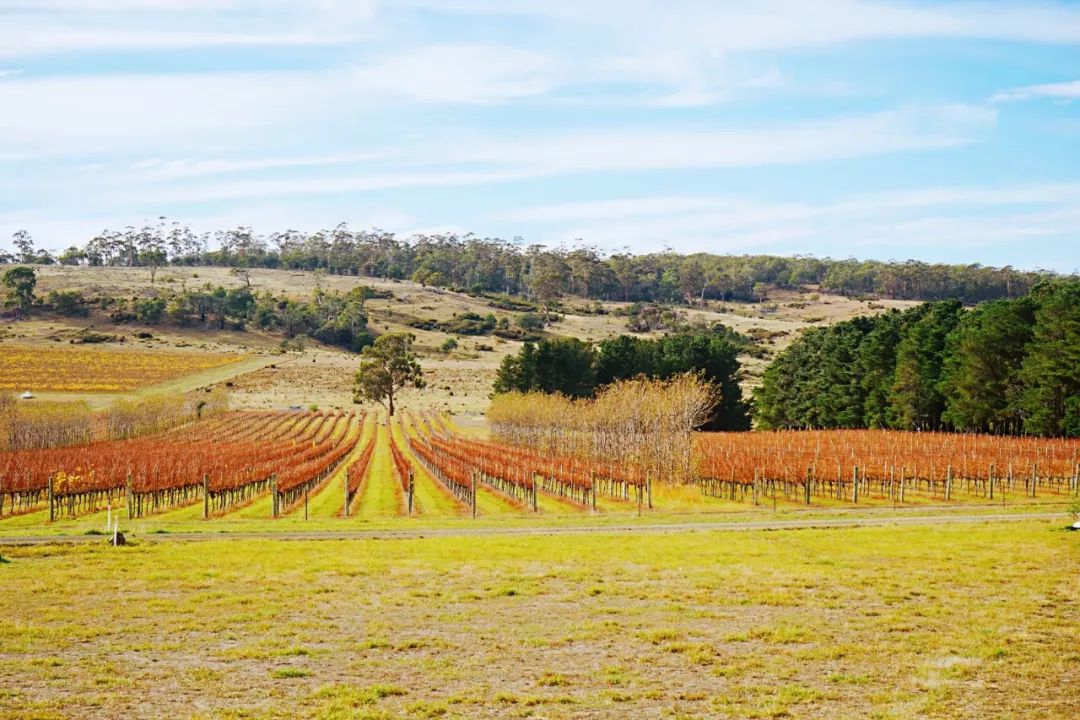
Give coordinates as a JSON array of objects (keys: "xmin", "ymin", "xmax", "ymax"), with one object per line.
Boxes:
[
  {"xmin": 0, "ymin": 410, "xmax": 359, "ymax": 520},
  {"xmin": 408, "ymin": 414, "xmax": 646, "ymax": 510},
  {"xmin": 271, "ymin": 413, "xmax": 363, "ymax": 516},
  {"xmin": 389, "ymin": 428, "xmax": 415, "ymax": 515},
  {"xmin": 399, "ymin": 417, "xmax": 476, "ymax": 509},
  {"xmin": 696, "ymin": 429, "xmax": 1080, "ymax": 505},
  {"xmin": 343, "ymin": 429, "xmax": 377, "ymax": 517}
]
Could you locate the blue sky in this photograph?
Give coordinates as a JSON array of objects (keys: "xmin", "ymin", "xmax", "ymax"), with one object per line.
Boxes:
[{"xmin": 1, "ymin": 1, "xmax": 1079, "ymax": 271}]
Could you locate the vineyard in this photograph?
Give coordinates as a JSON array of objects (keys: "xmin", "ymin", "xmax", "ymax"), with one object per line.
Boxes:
[
  {"xmin": 402, "ymin": 412, "xmax": 647, "ymax": 513},
  {"xmin": 2, "ymin": 404, "xmax": 1078, "ymax": 529},
  {"xmin": 0, "ymin": 409, "xmax": 364, "ymax": 521},
  {"xmin": 0, "ymin": 345, "xmax": 246, "ymax": 393},
  {"xmin": 695, "ymin": 429, "xmax": 1080, "ymax": 505}
]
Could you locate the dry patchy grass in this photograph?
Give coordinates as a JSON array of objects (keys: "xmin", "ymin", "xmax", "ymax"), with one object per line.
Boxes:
[{"xmin": 0, "ymin": 521, "xmax": 1075, "ymax": 719}]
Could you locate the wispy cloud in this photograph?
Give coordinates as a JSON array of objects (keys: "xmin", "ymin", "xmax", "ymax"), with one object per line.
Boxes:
[
  {"xmin": 352, "ymin": 45, "xmax": 559, "ymax": 104},
  {"xmin": 503, "ymin": 183, "xmax": 1080, "ymax": 270},
  {"xmin": 2, "ymin": 0, "xmax": 1078, "ymax": 272},
  {"xmin": 0, "ymin": 0, "xmax": 377, "ymax": 58},
  {"xmin": 992, "ymin": 80, "xmax": 1080, "ymax": 103},
  {"xmin": 92, "ymin": 103, "xmax": 996, "ymax": 205},
  {"xmin": 0, "ymin": 71, "xmax": 344, "ymax": 157}
]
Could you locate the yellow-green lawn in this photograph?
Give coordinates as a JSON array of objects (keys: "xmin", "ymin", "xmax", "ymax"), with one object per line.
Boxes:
[{"xmin": 0, "ymin": 520, "xmax": 1076, "ymax": 720}]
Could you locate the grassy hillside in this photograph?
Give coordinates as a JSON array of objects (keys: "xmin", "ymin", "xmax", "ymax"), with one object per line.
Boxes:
[{"xmin": 11, "ymin": 265, "xmax": 918, "ymax": 415}]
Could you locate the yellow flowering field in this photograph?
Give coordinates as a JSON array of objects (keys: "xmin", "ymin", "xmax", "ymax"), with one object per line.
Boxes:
[{"xmin": 0, "ymin": 345, "xmax": 245, "ymax": 393}]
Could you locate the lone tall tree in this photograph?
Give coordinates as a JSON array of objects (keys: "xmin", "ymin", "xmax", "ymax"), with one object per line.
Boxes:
[
  {"xmin": 2, "ymin": 266, "xmax": 37, "ymax": 311},
  {"xmin": 353, "ymin": 332, "xmax": 424, "ymax": 416}
]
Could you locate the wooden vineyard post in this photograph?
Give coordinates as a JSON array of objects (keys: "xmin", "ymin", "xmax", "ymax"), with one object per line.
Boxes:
[
  {"xmin": 125, "ymin": 472, "xmax": 133, "ymax": 519},
  {"xmin": 899, "ymin": 467, "xmax": 906, "ymax": 504},
  {"xmin": 945, "ymin": 465, "xmax": 953, "ymax": 501},
  {"xmin": 271, "ymin": 473, "xmax": 279, "ymax": 518},
  {"xmin": 407, "ymin": 471, "xmax": 415, "ymax": 516},
  {"xmin": 752, "ymin": 468, "xmax": 760, "ymax": 506},
  {"xmin": 202, "ymin": 473, "xmax": 209, "ymax": 519},
  {"xmin": 47, "ymin": 473, "xmax": 55, "ymax": 523},
  {"xmin": 471, "ymin": 471, "xmax": 477, "ymax": 519},
  {"xmin": 646, "ymin": 472, "xmax": 653, "ymax": 510},
  {"xmin": 805, "ymin": 467, "xmax": 812, "ymax": 505},
  {"xmin": 590, "ymin": 470, "xmax": 597, "ymax": 513},
  {"xmin": 852, "ymin": 465, "xmax": 859, "ymax": 504},
  {"xmin": 343, "ymin": 472, "xmax": 350, "ymax": 518},
  {"xmin": 988, "ymin": 463, "xmax": 995, "ymax": 500},
  {"xmin": 532, "ymin": 475, "xmax": 538, "ymax": 513},
  {"xmin": 304, "ymin": 483, "xmax": 309, "ymax": 521}
]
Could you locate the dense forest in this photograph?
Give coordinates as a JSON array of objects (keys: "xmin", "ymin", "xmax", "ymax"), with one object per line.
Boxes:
[
  {"xmin": 1, "ymin": 222, "xmax": 1065, "ymax": 305},
  {"xmin": 754, "ymin": 281, "xmax": 1080, "ymax": 437},
  {"xmin": 493, "ymin": 333, "xmax": 751, "ymax": 431}
]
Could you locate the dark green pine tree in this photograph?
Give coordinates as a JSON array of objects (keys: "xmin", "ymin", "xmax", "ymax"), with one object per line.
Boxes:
[
  {"xmin": 813, "ymin": 317, "xmax": 875, "ymax": 428},
  {"xmin": 493, "ymin": 338, "xmax": 596, "ymax": 398},
  {"xmin": 492, "ymin": 341, "xmax": 539, "ymax": 394},
  {"xmin": 655, "ymin": 334, "xmax": 750, "ymax": 430},
  {"xmin": 754, "ymin": 326, "xmax": 827, "ymax": 429},
  {"xmin": 594, "ymin": 335, "xmax": 657, "ymax": 386},
  {"xmin": 939, "ymin": 297, "xmax": 1035, "ymax": 434},
  {"xmin": 1018, "ymin": 282, "xmax": 1080, "ymax": 437},
  {"xmin": 886, "ymin": 301, "xmax": 964, "ymax": 430},
  {"xmin": 858, "ymin": 307, "xmax": 926, "ymax": 428}
]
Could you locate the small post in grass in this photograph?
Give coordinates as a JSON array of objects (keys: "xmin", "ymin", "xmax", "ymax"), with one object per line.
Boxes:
[
  {"xmin": 271, "ymin": 473, "xmax": 279, "ymax": 518},
  {"xmin": 343, "ymin": 471, "xmax": 350, "ymax": 518},
  {"xmin": 407, "ymin": 471, "xmax": 414, "ymax": 516},
  {"xmin": 590, "ymin": 469, "xmax": 597, "ymax": 513}
]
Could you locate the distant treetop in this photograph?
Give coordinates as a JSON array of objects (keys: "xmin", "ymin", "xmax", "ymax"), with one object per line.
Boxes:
[{"xmin": 3, "ymin": 222, "xmax": 1067, "ymax": 305}]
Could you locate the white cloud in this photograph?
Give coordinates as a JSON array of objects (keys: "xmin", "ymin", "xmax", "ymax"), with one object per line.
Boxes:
[
  {"xmin": 500, "ymin": 183, "xmax": 1080, "ymax": 267},
  {"xmin": 503, "ymin": 184, "xmax": 1080, "ymax": 224},
  {"xmin": 455, "ymin": 105, "xmax": 996, "ymax": 176},
  {"xmin": 0, "ymin": 1, "xmax": 376, "ymax": 58},
  {"xmin": 128, "ymin": 152, "xmax": 393, "ymax": 180},
  {"xmin": 77, "ymin": 103, "xmax": 996, "ymax": 206},
  {"xmin": 0, "ymin": 71, "xmax": 345, "ymax": 157},
  {"xmin": 352, "ymin": 45, "xmax": 559, "ymax": 104},
  {"xmin": 395, "ymin": 0, "xmax": 1080, "ymax": 47},
  {"xmin": 992, "ymin": 80, "xmax": 1080, "ymax": 103},
  {"xmin": 0, "ymin": 28, "xmax": 362, "ymax": 59}
]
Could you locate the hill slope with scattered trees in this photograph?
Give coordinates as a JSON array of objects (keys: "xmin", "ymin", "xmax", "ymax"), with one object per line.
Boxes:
[{"xmin": 2, "ymin": 221, "xmax": 1067, "ymax": 307}]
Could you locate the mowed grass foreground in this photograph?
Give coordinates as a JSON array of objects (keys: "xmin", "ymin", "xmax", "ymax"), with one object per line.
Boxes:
[{"xmin": 0, "ymin": 521, "xmax": 1076, "ymax": 720}]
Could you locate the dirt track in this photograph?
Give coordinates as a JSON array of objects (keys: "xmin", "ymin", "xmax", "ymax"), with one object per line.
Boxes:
[{"xmin": 0, "ymin": 511, "xmax": 1066, "ymax": 546}]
